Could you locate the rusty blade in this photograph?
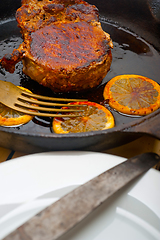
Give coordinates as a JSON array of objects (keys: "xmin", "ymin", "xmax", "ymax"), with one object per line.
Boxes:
[{"xmin": 4, "ymin": 152, "xmax": 159, "ymax": 240}]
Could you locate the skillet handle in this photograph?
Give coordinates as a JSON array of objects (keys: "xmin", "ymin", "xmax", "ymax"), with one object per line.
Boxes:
[{"xmin": 123, "ymin": 108, "xmax": 160, "ymax": 140}]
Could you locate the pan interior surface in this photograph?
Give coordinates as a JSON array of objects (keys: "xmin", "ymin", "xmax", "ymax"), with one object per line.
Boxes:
[
  {"xmin": 0, "ymin": 17, "xmax": 160, "ymax": 135},
  {"xmin": 0, "ymin": 0, "xmax": 160, "ymax": 152}
]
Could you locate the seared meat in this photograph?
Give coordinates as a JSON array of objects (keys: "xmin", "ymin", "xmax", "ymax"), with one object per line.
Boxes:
[{"xmin": 0, "ymin": 0, "xmax": 113, "ymax": 92}]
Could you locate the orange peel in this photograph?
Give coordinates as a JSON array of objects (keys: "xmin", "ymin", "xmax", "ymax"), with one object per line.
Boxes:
[
  {"xmin": 53, "ymin": 101, "xmax": 114, "ymax": 134},
  {"xmin": 103, "ymin": 74, "xmax": 160, "ymax": 115},
  {"xmin": 0, "ymin": 86, "xmax": 33, "ymax": 126}
]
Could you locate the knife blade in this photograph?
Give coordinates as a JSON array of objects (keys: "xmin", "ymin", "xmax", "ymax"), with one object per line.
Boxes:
[{"xmin": 4, "ymin": 152, "xmax": 159, "ymax": 240}]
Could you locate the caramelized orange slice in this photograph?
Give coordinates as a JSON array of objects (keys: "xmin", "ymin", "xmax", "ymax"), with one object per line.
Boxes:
[
  {"xmin": 53, "ymin": 101, "xmax": 114, "ymax": 134},
  {"xmin": 0, "ymin": 86, "xmax": 33, "ymax": 127},
  {"xmin": 103, "ymin": 75, "xmax": 160, "ymax": 115}
]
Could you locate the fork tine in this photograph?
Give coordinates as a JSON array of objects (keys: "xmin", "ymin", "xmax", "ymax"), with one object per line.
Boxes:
[
  {"xmin": 21, "ymin": 90, "xmax": 87, "ymax": 102},
  {"xmin": 0, "ymin": 80, "xmax": 87, "ymax": 118},
  {"xmin": 12, "ymin": 105, "xmax": 82, "ymax": 118},
  {"xmin": 18, "ymin": 95, "xmax": 86, "ymax": 107},
  {"xmin": 15, "ymin": 101, "xmax": 84, "ymax": 112}
]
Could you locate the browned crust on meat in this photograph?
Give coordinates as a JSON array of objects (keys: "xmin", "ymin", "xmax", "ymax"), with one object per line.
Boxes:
[
  {"xmin": 28, "ymin": 22, "xmax": 110, "ymax": 70},
  {"xmin": 22, "ymin": 49, "xmax": 112, "ymax": 92},
  {"xmin": 16, "ymin": 0, "xmax": 99, "ymax": 37},
  {"xmin": 0, "ymin": 0, "xmax": 113, "ymax": 92}
]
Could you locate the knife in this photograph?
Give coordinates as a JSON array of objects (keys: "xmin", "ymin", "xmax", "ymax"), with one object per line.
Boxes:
[{"xmin": 4, "ymin": 152, "xmax": 159, "ymax": 240}]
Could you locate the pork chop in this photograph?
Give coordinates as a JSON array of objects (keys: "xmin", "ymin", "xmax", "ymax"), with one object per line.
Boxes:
[{"xmin": 0, "ymin": 0, "xmax": 113, "ymax": 92}]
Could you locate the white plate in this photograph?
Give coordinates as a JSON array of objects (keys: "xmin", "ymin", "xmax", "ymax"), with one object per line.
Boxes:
[{"xmin": 0, "ymin": 151, "xmax": 159, "ymax": 240}]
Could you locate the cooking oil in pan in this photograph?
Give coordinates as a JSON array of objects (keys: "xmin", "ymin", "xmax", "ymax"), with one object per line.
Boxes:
[{"xmin": 0, "ymin": 19, "xmax": 160, "ymax": 134}]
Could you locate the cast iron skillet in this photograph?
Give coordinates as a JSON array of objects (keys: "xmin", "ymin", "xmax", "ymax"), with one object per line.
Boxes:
[{"xmin": 0, "ymin": 0, "xmax": 160, "ymax": 153}]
